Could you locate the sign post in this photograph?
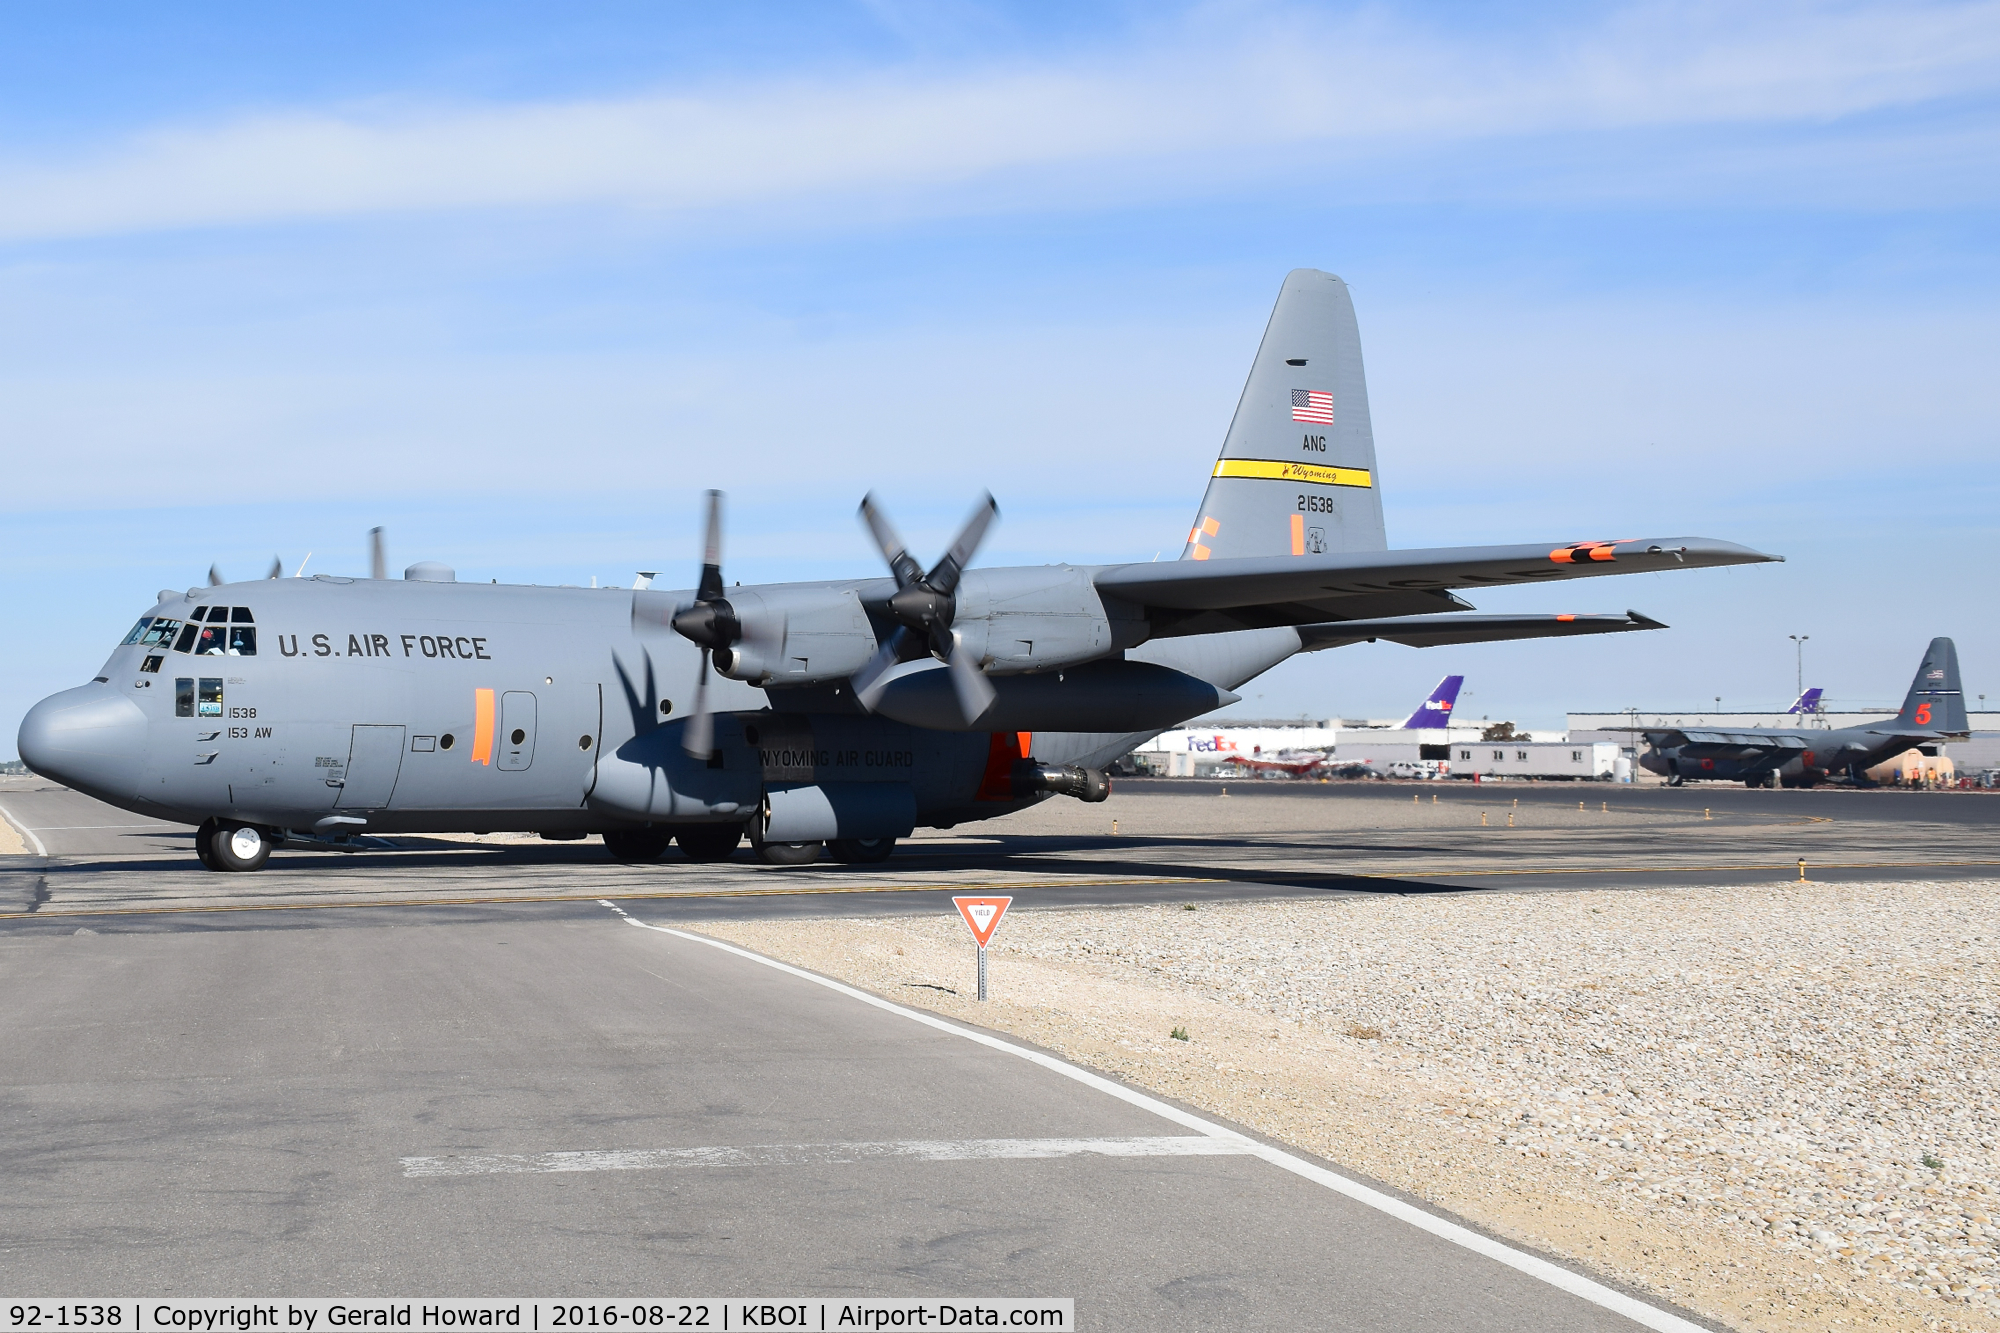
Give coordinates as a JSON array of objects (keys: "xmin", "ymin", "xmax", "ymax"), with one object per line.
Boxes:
[{"xmin": 952, "ymin": 896, "xmax": 1013, "ymax": 1001}]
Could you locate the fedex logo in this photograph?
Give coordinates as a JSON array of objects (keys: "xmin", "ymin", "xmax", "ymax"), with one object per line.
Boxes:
[
  {"xmin": 1185, "ymin": 734, "xmax": 1240, "ymax": 753},
  {"xmin": 1432, "ymin": 698, "xmax": 1452, "ymax": 712}
]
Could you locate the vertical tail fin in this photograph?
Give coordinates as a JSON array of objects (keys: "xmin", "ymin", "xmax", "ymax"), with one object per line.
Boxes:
[
  {"xmin": 1181, "ymin": 269, "xmax": 1385, "ymax": 561},
  {"xmin": 1786, "ymin": 687, "xmax": 1823, "ymax": 715},
  {"xmin": 1894, "ymin": 637, "xmax": 1967, "ymax": 733},
  {"xmin": 1401, "ymin": 675, "xmax": 1464, "ymax": 729}
]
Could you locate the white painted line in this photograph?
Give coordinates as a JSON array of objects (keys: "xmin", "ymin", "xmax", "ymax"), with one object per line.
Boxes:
[
  {"xmin": 26, "ymin": 823, "xmax": 180, "ymax": 831},
  {"xmin": 0, "ymin": 800, "xmax": 48, "ymax": 857},
  {"xmin": 598, "ymin": 900, "xmax": 1708, "ymax": 1333},
  {"xmin": 403, "ymin": 1134, "xmax": 1250, "ymax": 1178}
]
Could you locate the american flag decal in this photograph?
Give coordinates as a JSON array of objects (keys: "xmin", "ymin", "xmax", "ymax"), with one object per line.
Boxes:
[{"xmin": 1291, "ymin": 389, "xmax": 1333, "ymax": 424}]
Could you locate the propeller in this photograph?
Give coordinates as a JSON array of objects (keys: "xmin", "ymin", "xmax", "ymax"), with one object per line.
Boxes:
[
  {"xmin": 369, "ymin": 527, "xmax": 387, "ymax": 579},
  {"xmin": 669, "ymin": 491, "xmax": 731, "ymax": 758},
  {"xmin": 267, "ymin": 556, "xmax": 283, "ymax": 579},
  {"xmin": 207, "ymin": 564, "xmax": 224, "ymax": 587},
  {"xmin": 850, "ymin": 491, "xmax": 998, "ymax": 724}
]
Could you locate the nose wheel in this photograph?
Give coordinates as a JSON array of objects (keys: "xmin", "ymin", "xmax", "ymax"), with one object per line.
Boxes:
[{"xmin": 197, "ymin": 819, "xmax": 272, "ymax": 872}]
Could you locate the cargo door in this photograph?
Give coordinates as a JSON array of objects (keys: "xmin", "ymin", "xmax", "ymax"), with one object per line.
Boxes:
[
  {"xmin": 498, "ymin": 691, "xmax": 538, "ymax": 771},
  {"xmin": 335, "ymin": 725, "xmax": 407, "ymax": 808}
]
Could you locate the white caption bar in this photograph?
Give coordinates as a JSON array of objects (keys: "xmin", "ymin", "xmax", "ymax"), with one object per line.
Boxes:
[{"xmin": 0, "ymin": 1302, "xmax": 1074, "ymax": 1333}]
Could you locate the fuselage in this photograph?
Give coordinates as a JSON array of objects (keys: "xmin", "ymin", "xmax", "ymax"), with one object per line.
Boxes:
[
  {"xmin": 18, "ymin": 573, "xmax": 1296, "ymax": 838},
  {"xmin": 1638, "ymin": 726, "xmax": 1931, "ymax": 786}
]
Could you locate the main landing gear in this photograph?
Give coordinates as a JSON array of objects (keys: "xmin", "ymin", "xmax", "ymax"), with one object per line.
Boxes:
[
  {"xmin": 195, "ymin": 818, "xmax": 272, "ymax": 872},
  {"xmin": 602, "ymin": 822, "xmax": 757, "ymax": 864},
  {"xmin": 829, "ymin": 837, "xmax": 896, "ymax": 864}
]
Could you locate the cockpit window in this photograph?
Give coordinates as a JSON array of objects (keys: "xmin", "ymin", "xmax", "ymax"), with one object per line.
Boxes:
[
  {"xmin": 122, "ymin": 617, "xmax": 154, "ymax": 645},
  {"xmin": 140, "ymin": 618, "xmax": 182, "ymax": 647},
  {"xmin": 173, "ymin": 624, "xmax": 199, "ymax": 653},
  {"xmin": 231, "ymin": 607, "xmax": 255, "ymax": 623},
  {"xmin": 189, "ymin": 606, "xmax": 212, "ymax": 621},
  {"xmin": 188, "ymin": 620, "xmax": 256, "ymax": 655}
]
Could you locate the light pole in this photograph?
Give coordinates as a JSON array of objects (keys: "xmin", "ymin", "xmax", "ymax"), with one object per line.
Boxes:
[{"xmin": 1789, "ymin": 634, "xmax": 1810, "ymax": 698}]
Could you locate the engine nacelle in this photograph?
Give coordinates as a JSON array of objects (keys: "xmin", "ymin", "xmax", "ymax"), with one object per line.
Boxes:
[
  {"xmin": 644, "ymin": 585, "xmax": 878, "ymax": 686},
  {"xmin": 950, "ymin": 566, "xmax": 1144, "ymax": 675}
]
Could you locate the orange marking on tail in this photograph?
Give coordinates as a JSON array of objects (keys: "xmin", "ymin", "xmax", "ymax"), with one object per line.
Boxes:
[{"xmin": 1290, "ymin": 513, "xmax": 1305, "ymax": 556}]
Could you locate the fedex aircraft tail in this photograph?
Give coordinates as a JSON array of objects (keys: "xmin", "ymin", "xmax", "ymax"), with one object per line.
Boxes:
[
  {"xmin": 1181, "ymin": 269, "xmax": 1386, "ymax": 561},
  {"xmin": 1401, "ymin": 675, "xmax": 1464, "ymax": 729},
  {"xmin": 1894, "ymin": 637, "xmax": 1968, "ymax": 734},
  {"xmin": 1786, "ymin": 687, "xmax": 1823, "ymax": 715}
]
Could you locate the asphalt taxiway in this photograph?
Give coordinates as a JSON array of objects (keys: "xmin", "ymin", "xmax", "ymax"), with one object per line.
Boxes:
[
  {"xmin": 2, "ymin": 775, "xmax": 1994, "ymax": 926},
  {"xmin": 3, "ymin": 776, "xmax": 1991, "ymax": 1326}
]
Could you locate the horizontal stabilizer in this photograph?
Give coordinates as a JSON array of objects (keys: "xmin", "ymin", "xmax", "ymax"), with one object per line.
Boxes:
[
  {"xmin": 1297, "ymin": 610, "xmax": 1666, "ymax": 654},
  {"xmin": 1097, "ymin": 538, "xmax": 1775, "ymax": 639}
]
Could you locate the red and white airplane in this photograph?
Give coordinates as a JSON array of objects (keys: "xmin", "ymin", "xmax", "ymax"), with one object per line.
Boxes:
[{"xmin": 1220, "ymin": 676, "xmax": 1464, "ymax": 778}]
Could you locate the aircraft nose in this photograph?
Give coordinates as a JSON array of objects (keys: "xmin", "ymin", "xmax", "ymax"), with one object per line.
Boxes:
[{"xmin": 17, "ymin": 685, "xmax": 149, "ymax": 801}]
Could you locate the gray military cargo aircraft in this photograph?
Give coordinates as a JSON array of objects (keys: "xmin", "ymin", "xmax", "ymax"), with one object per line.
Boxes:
[
  {"xmin": 1636, "ymin": 637, "xmax": 1969, "ymax": 788},
  {"xmin": 18, "ymin": 269, "xmax": 1778, "ymax": 871}
]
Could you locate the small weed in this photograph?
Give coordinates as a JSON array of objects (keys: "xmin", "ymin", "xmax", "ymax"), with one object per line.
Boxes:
[
  {"xmin": 1169, "ymin": 1026, "xmax": 1190, "ymax": 1041},
  {"xmin": 1924, "ymin": 1153, "xmax": 1946, "ymax": 1170},
  {"xmin": 1345, "ymin": 1023, "xmax": 1383, "ymax": 1040},
  {"xmin": 1181, "ymin": 903, "xmax": 1198, "ymax": 912}
]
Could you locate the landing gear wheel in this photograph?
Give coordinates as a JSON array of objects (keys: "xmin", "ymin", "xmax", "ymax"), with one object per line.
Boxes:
[
  {"xmin": 603, "ymin": 830, "xmax": 671, "ymax": 863},
  {"xmin": 755, "ymin": 839, "xmax": 823, "ymax": 866},
  {"xmin": 828, "ymin": 837, "xmax": 896, "ymax": 864},
  {"xmin": 1665, "ymin": 775, "xmax": 1685, "ymax": 788},
  {"xmin": 676, "ymin": 823, "xmax": 744, "ymax": 863},
  {"xmin": 208, "ymin": 822, "xmax": 272, "ymax": 872},
  {"xmin": 194, "ymin": 817, "xmax": 223, "ymax": 871}
]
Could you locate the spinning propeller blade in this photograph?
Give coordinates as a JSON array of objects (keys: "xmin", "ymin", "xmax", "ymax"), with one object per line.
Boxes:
[
  {"xmin": 267, "ymin": 556, "xmax": 283, "ymax": 579},
  {"xmin": 673, "ymin": 491, "xmax": 730, "ymax": 758},
  {"xmin": 369, "ymin": 527, "xmax": 387, "ymax": 580},
  {"xmin": 207, "ymin": 564, "xmax": 224, "ymax": 587},
  {"xmin": 851, "ymin": 491, "xmax": 999, "ymax": 725}
]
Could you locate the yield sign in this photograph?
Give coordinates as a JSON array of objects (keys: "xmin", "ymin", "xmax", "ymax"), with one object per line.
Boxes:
[{"xmin": 953, "ymin": 896, "xmax": 1012, "ymax": 948}]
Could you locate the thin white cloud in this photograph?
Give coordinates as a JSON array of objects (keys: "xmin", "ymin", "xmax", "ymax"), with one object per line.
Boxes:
[{"xmin": 1, "ymin": 2, "xmax": 1997, "ymax": 240}]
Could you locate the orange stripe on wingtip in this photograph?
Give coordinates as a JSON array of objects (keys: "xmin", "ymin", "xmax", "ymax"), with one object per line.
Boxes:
[
  {"xmin": 1556, "ymin": 614, "xmax": 1576, "ymax": 622},
  {"xmin": 472, "ymin": 688, "xmax": 495, "ymax": 765}
]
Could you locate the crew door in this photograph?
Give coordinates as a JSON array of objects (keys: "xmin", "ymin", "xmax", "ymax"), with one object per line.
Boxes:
[
  {"xmin": 335, "ymin": 725, "xmax": 407, "ymax": 808},
  {"xmin": 498, "ymin": 692, "xmax": 537, "ymax": 770}
]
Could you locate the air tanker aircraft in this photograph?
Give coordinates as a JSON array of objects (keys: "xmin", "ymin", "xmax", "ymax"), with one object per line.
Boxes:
[{"xmin": 18, "ymin": 270, "xmax": 1777, "ymax": 870}]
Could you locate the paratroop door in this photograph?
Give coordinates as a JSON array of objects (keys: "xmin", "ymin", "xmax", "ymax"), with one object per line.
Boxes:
[
  {"xmin": 336, "ymin": 725, "xmax": 407, "ymax": 808},
  {"xmin": 498, "ymin": 692, "xmax": 538, "ymax": 771}
]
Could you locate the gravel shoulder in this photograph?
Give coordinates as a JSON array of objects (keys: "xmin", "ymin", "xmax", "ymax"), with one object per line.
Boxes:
[{"xmin": 689, "ymin": 878, "xmax": 2000, "ymax": 1333}]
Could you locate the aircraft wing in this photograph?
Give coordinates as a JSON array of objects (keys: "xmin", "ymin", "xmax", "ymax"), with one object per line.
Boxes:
[
  {"xmin": 1093, "ymin": 537, "xmax": 1777, "ymax": 637},
  {"xmin": 1296, "ymin": 610, "xmax": 1664, "ymax": 653}
]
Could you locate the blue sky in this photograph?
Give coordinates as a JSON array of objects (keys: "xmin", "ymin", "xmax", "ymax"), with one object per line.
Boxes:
[{"xmin": 5, "ymin": 1, "xmax": 1998, "ymax": 745}]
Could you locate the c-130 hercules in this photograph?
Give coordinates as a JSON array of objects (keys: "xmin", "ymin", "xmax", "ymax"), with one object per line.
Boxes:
[{"xmin": 18, "ymin": 269, "xmax": 1778, "ymax": 871}]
